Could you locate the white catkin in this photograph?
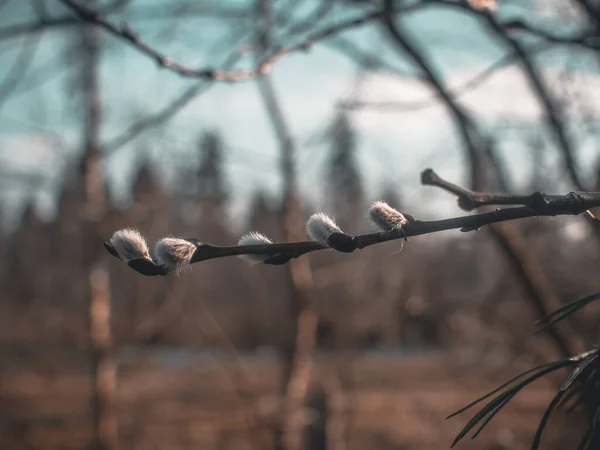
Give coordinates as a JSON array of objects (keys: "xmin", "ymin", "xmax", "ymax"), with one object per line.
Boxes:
[
  {"xmin": 154, "ymin": 237, "xmax": 197, "ymax": 274},
  {"xmin": 237, "ymin": 231, "xmax": 272, "ymax": 264},
  {"xmin": 306, "ymin": 213, "xmax": 342, "ymax": 245},
  {"xmin": 368, "ymin": 201, "xmax": 408, "ymax": 232},
  {"xmin": 109, "ymin": 228, "xmax": 151, "ymax": 262}
]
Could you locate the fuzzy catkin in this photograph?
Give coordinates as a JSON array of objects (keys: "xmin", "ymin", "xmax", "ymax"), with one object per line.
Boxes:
[
  {"xmin": 306, "ymin": 213, "xmax": 342, "ymax": 245},
  {"xmin": 238, "ymin": 231, "xmax": 272, "ymax": 264},
  {"xmin": 368, "ymin": 201, "xmax": 408, "ymax": 232},
  {"xmin": 154, "ymin": 237, "xmax": 197, "ymax": 274},
  {"xmin": 109, "ymin": 228, "xmax": 151, "ymax": 262}
]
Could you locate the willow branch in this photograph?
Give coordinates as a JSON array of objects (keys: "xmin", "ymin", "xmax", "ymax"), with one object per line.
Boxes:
[
  {"xmin": 105, "ymin": 168, "xmax": 600, "ymax": 276},
  {"xmin": 102, "ymin": 38, "xmax": 247, "ymax": 156},
  {"xmin": 421, "ymin": 168, "xmax": 556, "ymax": 211}
]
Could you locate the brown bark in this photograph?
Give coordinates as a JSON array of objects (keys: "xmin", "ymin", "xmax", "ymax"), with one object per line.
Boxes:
[
  {"xmin": 89, "ymin": 266, "xmax": 117, "ymax": 450},
  {"xmin": 254, "ymin": 3, "xmax": 318, "ymax": 448},
  {"xmin": 382, "ymin": 4, "xmax": 582, "ymax": 359},
  {"xmin": 80, "ymin": 5, "xmax": 118, "ymax": 449}
]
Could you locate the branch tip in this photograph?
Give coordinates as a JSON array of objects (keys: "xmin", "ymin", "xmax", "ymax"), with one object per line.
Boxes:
[{"xmin": 420, "ymin": 168, "xmax": 437, "ymax": 185}]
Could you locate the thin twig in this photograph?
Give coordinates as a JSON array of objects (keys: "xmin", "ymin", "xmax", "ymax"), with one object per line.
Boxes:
[
  {"xmin": 325, "ymin": 37, "xmax": 423, "ymax": 81},
  {"xmin": 103, "ymin": 36, "xmax": 247, "ymax": 156},
  {"xmin": 339, "ymin": 41, "xmax": 551, "ymax": 113},
  {"xmin": 384, "ymin": 0, "xmax": 584, "ymax": 361},
  {"xmin": 479, "ymin": 9, "xmax": 587, "ymax": 192},
  {"xmin": 427, "ymin": 0, "xmax": 596, "ymax": 194},
  {"xmin": 58, "ymin": 0, "xmax": 386, "ymax": 81},
  {"xmin": 382, "ymin": 0, "xmax": 484, "ymax": 189},
  {"xmin": 0, "ymin": 33, "xmax": 41, "ymax": 116},
  {"xmin": 0, "ymin": 0, "xmax": 134, "ymax": 42},
  {"xmin": 425, "ymin": 0, "xmax": 600, "ymax": 49},
  {"xmin": 500, "ymin": 17, "xmax": 600, "ymax": 48},
  {"xmin": 421, "ymin": 168, "xmax": 550, "ymax": 211},
  {"xmin": 254, "ymin": 2, "xmax": 318, "ymax": 449},
  {"xmin": 574, "ymin": 0, "xmax": 600, "ymax": 29}
]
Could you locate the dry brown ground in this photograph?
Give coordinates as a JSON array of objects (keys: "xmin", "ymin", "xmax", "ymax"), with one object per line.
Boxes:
[{"xmin": 0, "ymin": 350, "xmax": 587, "ymax": 450}]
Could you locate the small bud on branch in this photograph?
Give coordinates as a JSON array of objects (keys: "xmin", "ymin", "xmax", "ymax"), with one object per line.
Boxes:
[
  {"xmin": 154, "ymin": 237, "xmax": 197, "ymax": 275},
  {"xmin": 108, "ymin": 228, "xmax": 151, "ymax": 263},
  {"xmin": 306, "ymin": 213, "xmax": 342, "ymax": 246},
  {"xmin": 368, "ymin": 201, "xmax": 408, "ymax": 232},
  {"xmin": 237, "ymin": 231, "xmax": 273, "ymax": 264}
]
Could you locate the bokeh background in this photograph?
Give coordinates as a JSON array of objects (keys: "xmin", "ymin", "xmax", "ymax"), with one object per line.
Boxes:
[{"xmin": 1, "ymin": 0, "xmax": 600, "ymax": 449}]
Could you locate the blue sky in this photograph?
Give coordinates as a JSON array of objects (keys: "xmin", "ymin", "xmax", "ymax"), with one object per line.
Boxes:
[{"xmin": 0, "ymin": 0, "xmax": 597, "ymax": 230}]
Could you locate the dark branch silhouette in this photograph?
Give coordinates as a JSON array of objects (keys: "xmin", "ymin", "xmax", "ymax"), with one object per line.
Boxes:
[
  {"xmin": 51, "ymin": 0, "xmax": 600, "ymax": 85},
  {"xmin": 0, "ymin": 33, "xmax": 40, "ymax": 116},
  {"xmin": 432, "ymin": 0, "xmax": 600, "ymax": 49},
  {"xmin": 104, "ymin": 168, "xmax": 600, "ymax": 277},
  {"xmin": 339, "ymin": 41, "xmax": 551, "ymax": 113},
  {"xmin": 421, "ymin": 168, "xmax": 574, "ymax": 211},
  {"xmin": 0, "ymin": 3, "xmax": 243, "ymax": 42},
  {"xmin": 58, "ymin": 0, "xmax": 386, "ymax": 81}
]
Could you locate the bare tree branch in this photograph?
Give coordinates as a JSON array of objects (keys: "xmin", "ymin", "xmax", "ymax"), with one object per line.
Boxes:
[
  {"xmin": 101, "ymin": 1, "xmax": 343, "ymax": 156},
  {"xmin": 0, "ymin": 16, "xmax": 76, "ymax": 42},
  {"xmin": 476, "ymin": 9, "xmax": 587, "ymax": 191},
  {"xmin": 0, "ymin": 33, "xmax": 41, "ymax": 116},
  {"xmin": 253, "ymin": 2, "xmax": 318, "ymax": 448},
  {"xmin": 325, "ymin": 37, "xmax": 424, "ymax": 80},
  {"xmin": 0, "ymin": 0, "xmax": 133, "ymax": 42},
  {"xmin": 574, "ymin": 0, "xmax": 600, "ymax": 29},
  {"xmin": 339, "ymin": 41, "xmax": 551, "ymax": 112},
  {"xmin": 423, "ymin": 0, "xmax": 596, "ymax": 193},
  {"xmin": 421, "ymin": 168, "xmax": 560, "ymax": 211},
  {"xmin": 278, "ymin": 0, "xmax": 335, "ymax": 36},
  {"xmin": 500, "ymin": 17, "xmax": 600, "ymax": 49},
  {"xmin": 103, "ymin": 41, "xmax": 246, "ymax": 156},
  {"xmin": 57, "ymin": 0, "xmax": 386, "ymax": 81},
  {"xmin": 31, "ymin": 0, "xmax": 50, "ymax": 19},
  {"xmin": 381, "ymin": 0, "xmax": 586, "ymax": 361},
  {"xmin": 426, "ymin": 0, "xmax": 600, "ymax": 49},
  {"xmin": 382, "ymin": 0, "xmax": 485, "ymax": 189}
]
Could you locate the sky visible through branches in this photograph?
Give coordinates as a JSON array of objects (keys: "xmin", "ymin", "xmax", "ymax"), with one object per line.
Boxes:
[
  {"xmin": 0, "ymin": 0, "xmax": 598, "ymax": 230},
  {"xmin": 3, "ymin": 2, "xmax": 600, "ymax": 449}
]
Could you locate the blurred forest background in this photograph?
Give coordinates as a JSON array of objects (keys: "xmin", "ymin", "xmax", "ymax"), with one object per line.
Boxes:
[{"xmin": 1, "ymin": 0, "xmax": 600, "ymax": 449}]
